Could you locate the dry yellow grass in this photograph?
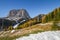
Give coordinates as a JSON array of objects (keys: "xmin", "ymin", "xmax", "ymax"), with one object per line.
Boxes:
[
  {"xmin": 0, "ymin": 23, "xmax": 53, "ymax": 40},
  {"xmin": 9, "ymin": 23, "xmax": 52, "ymax": 37}
]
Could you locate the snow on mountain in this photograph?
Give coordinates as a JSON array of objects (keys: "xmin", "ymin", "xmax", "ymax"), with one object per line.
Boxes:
[{"xmin": 13, "ymin": 23, "xmax": 19, "ymax": 28}]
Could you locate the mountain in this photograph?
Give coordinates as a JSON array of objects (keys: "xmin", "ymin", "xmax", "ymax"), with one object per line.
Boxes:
[
  {"xmin": 6, "ymin": 9, "xmax": 31, "ymax": 21},
  {"xmin": 0, "ymin": 9, "xmax": 31, "ymax": 30},
  {"xmin": 0, "ymin": 7, "xmax": 60, "ymax": 30},
  {"xmin": 16, "ymin": 7, "xmax": 60, "ymax": 29}
]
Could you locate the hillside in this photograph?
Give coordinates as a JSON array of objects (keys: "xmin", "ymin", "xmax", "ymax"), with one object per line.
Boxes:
[
  {"xmin": 0, "ymin": 8, "xmax": 60, "ymax": 40},
  {"xmin": 0, "ymin": 23, "xmax": 53, "ymax": 40},
  {"xmin": 0, "ymin": 22, "xmax": 60, "ymax": 40},
  {"xmin": 42, "ymin": 8, "xmax": 60, "ymax": 23},
  {"xmin": 16, "ymin": 7, "xmax": 60, "ymax": 29}
]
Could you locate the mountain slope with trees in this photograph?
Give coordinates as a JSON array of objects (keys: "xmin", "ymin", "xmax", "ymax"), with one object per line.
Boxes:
[
  {"xmin": 16, "ymin": 8, "xmax": 60, "ymax": 29},
  {"xmin": 42, "ymin": 8, "xmax": 60, "ymax": 23}
]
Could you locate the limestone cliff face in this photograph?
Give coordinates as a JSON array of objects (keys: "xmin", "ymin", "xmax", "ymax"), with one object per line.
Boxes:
[{"xmin": 7, "ymin": 9, "xmax": 31, "ymax": 21}]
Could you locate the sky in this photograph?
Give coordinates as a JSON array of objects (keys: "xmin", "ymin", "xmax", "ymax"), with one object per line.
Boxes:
[{"xmin": 0, "ymin": 0, "xmax": 60, "ymax": 18}]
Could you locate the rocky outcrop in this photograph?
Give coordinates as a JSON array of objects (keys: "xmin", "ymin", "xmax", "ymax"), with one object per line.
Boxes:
[{"xmin": 7, "ymin": 9, "xmax": 31, "ymax": 21}]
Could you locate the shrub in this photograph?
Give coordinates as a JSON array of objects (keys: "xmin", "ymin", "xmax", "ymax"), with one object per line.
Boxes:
[{"xmin": 52, "ymin": 21, "xmax": 60, "ymax": 30}]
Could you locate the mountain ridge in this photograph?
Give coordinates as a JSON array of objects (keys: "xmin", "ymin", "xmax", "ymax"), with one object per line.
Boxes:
[{"xmin": 0, "ymin": 9, "xmax": 31, "ymax": 30}]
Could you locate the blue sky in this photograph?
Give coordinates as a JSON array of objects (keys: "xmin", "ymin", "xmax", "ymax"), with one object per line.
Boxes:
[{"xmin": 0, "ymin": 0, "xmax": 60, "ymax": 18}]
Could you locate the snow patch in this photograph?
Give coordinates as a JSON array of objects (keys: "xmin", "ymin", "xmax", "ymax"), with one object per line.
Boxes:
[
  {"xmin": 16, "ymin": 31, "xmax": 60, "ymax": 40},
  {"xmin": 13, "ymin": 23, "xmax": 19, "ymax": 28},
  {"xmin": 11, "ymin": 30, "xmax": 15, "ymax": 33}
]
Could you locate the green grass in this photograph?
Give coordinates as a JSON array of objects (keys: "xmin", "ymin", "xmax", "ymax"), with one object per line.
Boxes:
[{"xmin": 0, "ymin": 36, "xmax": 14, "ymax": 40}]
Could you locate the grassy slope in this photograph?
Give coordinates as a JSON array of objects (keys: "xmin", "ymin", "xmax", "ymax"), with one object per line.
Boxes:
[{"xmin": 0, "ymin": 22, "xmax": 53, "ymax": 40}]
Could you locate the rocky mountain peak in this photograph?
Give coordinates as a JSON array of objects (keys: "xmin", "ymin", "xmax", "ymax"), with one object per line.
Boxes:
[
  {"xmin": 8, "ymin": 9, "xmax": 17, "ymax": 17},
  {"xmin": 7, "ymin": 9, "xmax": 31, "ymax": 21},
  {"xmin": 0, "ymin": 9, "xmax": 31, "ymax": 29}
]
